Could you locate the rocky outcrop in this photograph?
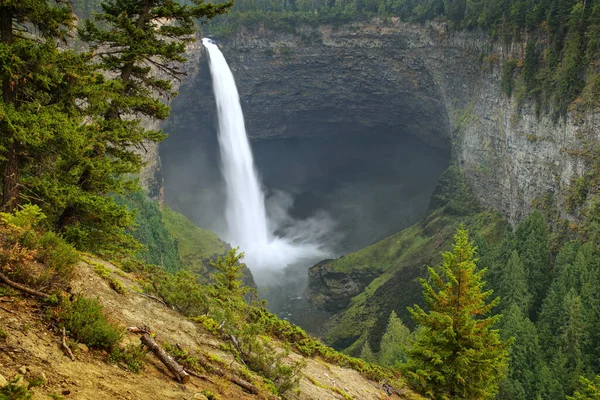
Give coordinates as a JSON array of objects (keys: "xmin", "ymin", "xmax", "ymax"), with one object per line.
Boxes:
[
  {"xmin": 137, "ymin": 38, "xmax": 203, "ymax": 201},
  {"xmin": 308, "ymin": 259, "xmax": 383, "ymax": 313}
]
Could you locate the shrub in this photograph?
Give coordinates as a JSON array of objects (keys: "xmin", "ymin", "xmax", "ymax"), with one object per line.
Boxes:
[
  {"xmin": 0, "ymin": 377, "xmax": 33, "ymax": 400},
  {"xmin": 0, "ymin": 205, "xmax": 79, "ymax": 293},
  {"xmin": 239, "ymin": 326, "xmax": 304, "ymax": 395},
  {"xmin": 155, "ymin": 270, "xmax": 208, "ymax": 316},
  {"xmin": 109, "ymin": 343, "xmax": 147, "ymax": 373},
  {"xmin": 109, "ymin": 278, "xmax": 126, "ymax": 295},
  {"xmin": 57, "ymin": 296, "xmax": 124, "ymax": 350}
]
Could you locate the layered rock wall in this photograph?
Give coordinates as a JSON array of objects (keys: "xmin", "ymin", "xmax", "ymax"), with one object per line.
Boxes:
[{"xmin": 195, "ymin": 20, "xmax": 596, "ymax": 225}]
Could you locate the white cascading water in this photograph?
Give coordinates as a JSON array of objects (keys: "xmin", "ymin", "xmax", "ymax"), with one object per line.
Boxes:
[{"xmin": 202, "ymin": 38, "xmax": 327, "ymax": 275}]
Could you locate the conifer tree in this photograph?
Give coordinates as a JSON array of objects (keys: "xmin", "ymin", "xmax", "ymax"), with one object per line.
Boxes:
[
  {"xmin": 405, "ymin": 227, "xmax": 509, "ymax": 400},
  {"xmin": 499, "ymin": 250, "xmax": 531, "ymax": 312},
  {"xmin": 568, "ymin": 376, "xmax": 600, "ymax": 400},
  {"xmin": 497, "ymin": 304, "xmax": 544, "ymax": 400},
  {"xmin": 379, "ymin": 311, "xmax": 410, "ymax": 367},
  {"xmin": 360, "ymin": 340, "xmax": 377, "ymax": 364},
  {"xmin": 51, "ymin": 0, "xmax": 232, "ymax": 251},
  {"xmin": 211, "ymin": 248, "xmax": 247, "ymax": 298},
  {"xmin": 515, "ymin": 210, "xmax": 551, "ymax": 319},
  {"xmin": 0, "ymin": 0, "xmax": 75, "ymax": 211}
]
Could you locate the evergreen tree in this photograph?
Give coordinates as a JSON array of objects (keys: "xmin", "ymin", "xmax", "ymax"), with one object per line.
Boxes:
[
  {"xmin": 378, "ymin": 311, "xmax": 410, "ymax": 367},
  {"xmin": 515, "ymin": 210, "xmax": 551, "ymax": 319},
  {"xmin": 404, "ymin": 227, "xmax": 509, "ymax": 400},
  {"xmin": 499, "ymin": 250, "xmax": 531, "ymax": 311},
  {"xmin": 568, "ymin": 376, "xmax": 600, "ymax": 400},
  {"xmin": 211, "ymin": 248, "xmax": 247, "ymax": 298},
  {"xmin": 360, "ymin": 340, "xmax": 377, "ymax": 363},
  {"xmin": 0, "ymin": 0, "xmax": 75, "ymax": 212},
  {"xmin": 51, "ymin": 0, "xmax": 232, "ymax": 251},
  {"xmin": 497, "ymin": 304, "xmax": 544, "ymax": 400}
]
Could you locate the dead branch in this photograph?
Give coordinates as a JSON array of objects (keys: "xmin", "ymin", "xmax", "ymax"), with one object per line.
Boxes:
[
  {"xmin": 61, "ymin": 327, "xmax": 76, "ymax": 361},
  {"xmin": 128, "ymin": 327, "xmax": 189, "ymax": 383},
  {"xmin": 194, "ymin": 352, "xmax": 267, "ymax": 397},
  {"xmin": 137, "ymin": 292, "xmax": 168, "ymax": 307},
  {"xmin": 0, "ymin": 272, "xmax": 49, "ymax": 299},
  {"xmin": 183, "ymin": 368, "xmax": 211, "ymax": 381},
  {"xmin": 0, "ymin": 305, "xmax": 14, "ymax": 314}
]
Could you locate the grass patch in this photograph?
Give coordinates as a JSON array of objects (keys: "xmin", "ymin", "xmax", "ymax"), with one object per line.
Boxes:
[
  {"xmin": 161, "ymin": 206, "xmax": 225, "ymax": 276},
  {"xmin": 109, "ymin": 343, "xmax": 147, "ymax": 373},
  {"xmin": 109, "ymin": 278, "xmax": 126, "ymax": 295}
]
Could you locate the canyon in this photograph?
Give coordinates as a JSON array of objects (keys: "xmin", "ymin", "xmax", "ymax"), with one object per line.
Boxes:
[{"xmin": 153, "ymin": 19, "xmax": 597, "ymax": 351}]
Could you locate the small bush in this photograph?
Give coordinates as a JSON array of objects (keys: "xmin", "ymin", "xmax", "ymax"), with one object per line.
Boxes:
[
  {"xmin": 239, "ymin": 328, "xmax": 304, "ymax": 396},
  {"xmin": 57, "ymin": 296, "xmax": 124, "ymax": 350},
  {"xmin": 0, "ymin": 205, "xmax": 78, "ymax": 293},
  {"xmin": 0, "ymin": 377, "xmax": 33, "ymax": 400},
  {"xmin": 92, "ymin": 262, "xmax": 112, "ymax": 279},
  {"xmin": 109, "ymin": 343, "xmax": 147, "ymax": 373},
  {"xmin": 109, "ymin": 278, "xmax": 126, "ymax": 295},
  {"xmin": 163, "ymin": 343, "xmax": 203, "ymax": 373},
  {"xmin": 155, "ymin": 270, "xmax": 208, "ymax": 316},
  {"xmin": 0, "ymin": 329, "xmax": 7, "ymax": 341},
  {"xmin": 200, "ymin": 390, "xmax": 220, "ymax": 400}
]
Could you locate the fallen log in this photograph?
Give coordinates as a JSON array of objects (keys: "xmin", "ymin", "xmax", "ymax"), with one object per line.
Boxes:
[
  {"xmin": 194, "ymin": 352, "xmax": 264, "ymax": 396},
  {"xmin": 128, "ymin": 327, "xmax": 189, "ymax": 383},
  {"xmin": 0, "ymin": 272, "xmax": 49, "ymax": 299}
]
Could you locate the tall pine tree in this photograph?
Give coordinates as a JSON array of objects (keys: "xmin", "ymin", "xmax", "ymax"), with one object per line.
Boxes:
[
  {"xmin": 404, "ymin": 227, "xmax": 509, "ymax": 399},
  {"xmin": 0, "ymin": 0, "xmax": 75, "ymax": 211},
  {"xmin": 378, "ymin": 311, "xmax": 411, "ymax": 367},
  {"xmin": 51, "ymin": 0, "xmax": 232, "ymax": 252}
]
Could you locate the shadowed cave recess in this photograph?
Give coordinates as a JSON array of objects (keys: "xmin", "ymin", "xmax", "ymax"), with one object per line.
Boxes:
[{"xmin": 160, "ymin": 45, "xmax": 451, "ymax": 325}]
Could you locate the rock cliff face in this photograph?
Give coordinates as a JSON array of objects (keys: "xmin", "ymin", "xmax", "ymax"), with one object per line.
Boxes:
[
  {"xmin": 137, "ymin": 38, "xmax": 203, "ymax": 201},
  {"xmin": 194, "ymin": 20, "xmax": 594, "ymax": 225}
]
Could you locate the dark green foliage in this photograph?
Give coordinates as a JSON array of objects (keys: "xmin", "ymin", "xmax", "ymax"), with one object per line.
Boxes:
[
  {"xmin": 498, "ymin": 250, "xmax": 531, "ymax": 311},
  {"xmin": 57, "ymin": 296, "xmax": 124, "ymax": 350},
  {"xmin": 0, "ymin": 378, "xmax": 33, "ymax": 400},
  {"xmin": 155, "ymin": 270, "xmax": 209, "ymax": 316},
  {"xmin": 497, "ymin": 304, "xmax": 544, "ymax": 400},
  {"xmin": 404, "ymin": 227, "xmax": 509, "ymax": 399},
  {"xmin": 501, "ymin": 59, "xmax": 518, "ymax": 97},
  {"xmin": 515, "ymin": 210, "xmax": 551, "ymax": 319},
  {"xmin": 119, "ymin": 191, "xmax": 181, "ymax": 273},
  {"xmin": 378, "ymin": 311, "xmax": 410, "ymax": 367},
  {"xmin": 109, "ymin": 343, "xmax": 147, "ymax": 373}
]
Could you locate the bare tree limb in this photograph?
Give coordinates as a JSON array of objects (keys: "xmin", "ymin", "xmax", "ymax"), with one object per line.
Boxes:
[
  {"xmin": 0, "ymin": 272, "xmax": 49, "ymax": 299},
  {"xmin": 61, "ymin": 327, "xmax": 76, "ymax": 361},
  {"xmin": 128, "ymin": 327, "xmax": 189, "ymax": 383},
  {"xmin": 137, "ymin": 292, "xmax": 168, "ymax": 307}
]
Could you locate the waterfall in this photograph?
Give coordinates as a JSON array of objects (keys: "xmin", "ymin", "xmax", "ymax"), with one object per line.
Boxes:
[{"xmin": 202, "ymin": 39, "xmax": 328, "ymax": 276}]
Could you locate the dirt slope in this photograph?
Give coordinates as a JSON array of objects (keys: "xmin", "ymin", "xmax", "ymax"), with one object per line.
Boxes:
[{"xmin": 0, "ymin": 257, "xmax": 419, "ymax": 400}]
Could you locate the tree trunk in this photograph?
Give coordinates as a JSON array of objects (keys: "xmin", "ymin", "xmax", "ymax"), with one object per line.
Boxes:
[
  {"xmin": 128, "ymin": 327, "xmax": 190, "ymax": 383},
  {"xmin": 0, "ymin": 7, "xmax": 19, "ymax": 212}
]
